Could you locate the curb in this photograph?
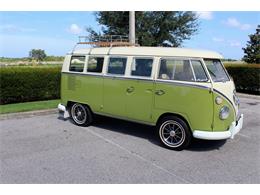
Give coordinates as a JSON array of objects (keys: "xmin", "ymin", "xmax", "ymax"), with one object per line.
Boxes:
[
  {"xmin": 237, "ymin": 93, "xmax": 260, "ymax": 100},
  {"xmin": 0, "ymin": 109, "xmax": 58, "ymax": 120}
]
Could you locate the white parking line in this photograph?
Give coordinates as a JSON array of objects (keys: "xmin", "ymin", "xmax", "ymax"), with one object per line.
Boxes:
[
  {"xmin": 85, "ymin": 127, "xmax": 191, "ymax": 184},
  {"xmin": 238, "ymin": 133, "xmax": 251, "ymax": 139}
]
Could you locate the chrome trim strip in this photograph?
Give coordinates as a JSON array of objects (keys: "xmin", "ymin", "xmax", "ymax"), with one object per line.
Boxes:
[
  {"xmin": 62, "ymin": 71, "xmax": 154, "ymax": 81},
  {"xmin": 213, "ymin": 89, "xmax": 237, "ymax": 121},
  {"xmin": 62, "ymin": 71, "xmax": 104, "ymax": 78},
  {"xmin": 103, "ymin": 75, "xmax": 154, "ymax": 82},
  {"xmin": 156, "ymin": 80, "xmax": 211, "ymax": 90},
  {"xmin": 213, "ymin": 89, "xmax": 234, "ymax": 107},
  {"xmin": 62, "ymin": 71, "xmax": 212, "ymax": 88}
]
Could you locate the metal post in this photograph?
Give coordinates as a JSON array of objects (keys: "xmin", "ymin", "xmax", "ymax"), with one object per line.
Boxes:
[{"xmin": 129, "ymin": 11, "xmax": 135, "ymax": 45}]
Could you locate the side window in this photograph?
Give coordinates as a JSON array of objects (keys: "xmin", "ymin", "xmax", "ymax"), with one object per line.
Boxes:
[
  {"xmin": 107, "ymin": 57, "xmax": 127, "ymax": 75},
  {"xmin": 131, "ymin": 58, "xmax": 153, "ymax": 77},
  {"xmin": 69, "ymin": 56, "xmax": 85, "ymax": 72},
  {"xmin": 158, "ymin": 59, "xmax": 174, "ymax": 80},
  {"xmin": 174, "ymin": 60, "xmax": 195, "ymax": 81},
  {"xmin": 191, "ymin": 60, "xmax": 208, "ymax": 82},
  {"xmin": 87, "ymin": 56, "xmax": 104, "ymax": 73},
  {"xmin": 158, "ymin": 59, "xmax": 195, "ymax": 81}
]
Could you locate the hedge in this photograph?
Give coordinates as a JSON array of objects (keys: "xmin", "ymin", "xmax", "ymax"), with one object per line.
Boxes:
[
  {"xmin": 0, "ymin": 66, "xmax": 61, "ymax": 105},
  {"xmin": 0, "ymin": 65, "xmax": 259, "ymax": 105},
  {"xmin": 226, "ymin": 67, "xmax": 260, "ymax": 95}
]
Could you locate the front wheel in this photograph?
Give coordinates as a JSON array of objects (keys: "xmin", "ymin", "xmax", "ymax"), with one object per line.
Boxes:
[
  {"xmin": 70, "ymin": 103, "xmax": 93, "ymax": 126},
  {"xmin": 157, "ymin": 116, "xmax": 191, "ymax": 150}
]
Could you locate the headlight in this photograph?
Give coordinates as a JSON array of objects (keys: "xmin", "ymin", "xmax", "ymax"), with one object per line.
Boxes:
[
  {"xmin": 219, "ymin": 106, "xmax": 230, "ymax": 120},
  {"xmin": 215, "ymin": 96, "xmax": 223, "ymax": 105}
]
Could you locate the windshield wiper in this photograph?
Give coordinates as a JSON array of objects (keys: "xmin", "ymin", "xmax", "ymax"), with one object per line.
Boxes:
[{"xmin": 208, "ymin": 69, "xmax": 216, "ymax": 78}]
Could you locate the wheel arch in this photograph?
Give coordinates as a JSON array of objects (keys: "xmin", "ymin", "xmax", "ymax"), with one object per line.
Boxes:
[
  {"xmin": 67, "ymin": 101, "xmax": 94, "ymax": 114},
  {"xmin": 156, "ymin": 112, "xmax": 192, "ymax": 132}
]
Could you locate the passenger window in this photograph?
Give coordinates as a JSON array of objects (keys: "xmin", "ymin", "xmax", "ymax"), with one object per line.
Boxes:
[
  {"xmin": 158, "ymin": 59, "xmax": 195, "ymax": 81},
  {"xmin": 191, "ymin": 60, "xmax": 208, "ymax": 82},
  {"xmin": 69, "ymin": 56, "xmax": 85, "ymax": 72},
  {"xmin": 107, "ymin": 57, "xmax": 127, "ymax": 75},
  {"xmin": 158, "ymin": 59, "xmax": 174, "ymax": 80},
  {"xmin": 131, "ymin": 58, "xmax": 153, "ymax": 77},
  {"xmin": 87, "ymin": 57, "xmax": 104, "ymax": 73}
]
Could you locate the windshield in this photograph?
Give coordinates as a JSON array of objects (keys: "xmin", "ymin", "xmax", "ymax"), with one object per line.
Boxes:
[{"xmin": 204, "ymin": 59, "xmax": 229, "ymax": 82}]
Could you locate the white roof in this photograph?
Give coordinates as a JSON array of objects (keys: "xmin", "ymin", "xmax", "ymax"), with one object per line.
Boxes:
[{"xmin": 71, "ymin": 46, "xmax": 223, "ymax": 59}]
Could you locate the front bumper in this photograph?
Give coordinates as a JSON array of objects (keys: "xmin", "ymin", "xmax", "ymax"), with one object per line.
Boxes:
[
  {"xmin": 193, "ymin": 114, "xmax": 244, "ymax": 140},
  {"xmin": 58, "ymin": 103, "xmax": 70, "ymax": 118}
]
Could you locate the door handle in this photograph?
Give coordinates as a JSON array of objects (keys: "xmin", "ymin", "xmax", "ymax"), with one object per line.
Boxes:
[
  {"xmin": 126, "ymin": 86, "xmax": 135, "ymax": 93},
  {"xmin": 155, "ymin": 90, "xmax": 165, "ymax": 96}
]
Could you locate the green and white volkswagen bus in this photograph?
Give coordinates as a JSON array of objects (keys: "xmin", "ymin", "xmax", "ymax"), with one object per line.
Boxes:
[{"xmin": 58, "ymin": 46, "xmax": 243, "ymax": 150}]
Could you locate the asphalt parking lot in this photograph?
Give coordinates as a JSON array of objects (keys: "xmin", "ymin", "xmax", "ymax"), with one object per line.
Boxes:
[{"xmin": 0, "ymin": 97, "xmax": 259, "ymax": 183}]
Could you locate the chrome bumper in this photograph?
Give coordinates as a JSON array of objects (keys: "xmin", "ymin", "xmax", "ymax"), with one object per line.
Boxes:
[
  {"xmin": 193, "ymin": 114, "xmax": 244, "ymax": 140},
  {"xmin": 58, "ymin": 103, "xmax": 70, "ymax": 118}
]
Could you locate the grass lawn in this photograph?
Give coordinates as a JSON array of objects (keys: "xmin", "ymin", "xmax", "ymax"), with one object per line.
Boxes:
[{"xmin": 0, "ymin": 99, "xmax": 60, "ymax": 114}]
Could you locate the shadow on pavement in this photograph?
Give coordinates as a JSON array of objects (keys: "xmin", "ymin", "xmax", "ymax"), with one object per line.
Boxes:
[
  {"xmin": 60, "ymin": 114, "xmax": 227, "ymax": 151},
  {"xmin": 188, "ymin": 139, "xmax": 226, "ymax": 151}
]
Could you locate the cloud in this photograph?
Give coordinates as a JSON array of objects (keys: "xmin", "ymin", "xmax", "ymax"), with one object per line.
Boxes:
[
  {"xmin": 68, "ymin": 24, "xmax": 83, "ymax": 34},
  {"xmin": 240, "ymin": 24, "xmax": 251, "ymax": 30},
  {"xmin": 224, "ymin": 17, "xmax": 251, "ymax": 30},
  {"xmin": 212, "ymin": 37, "xmax": 224, "ymax": 42},
  {"xmin": 228, "ymin": 40, "xmax": 241, "ymax": 47},
  {"xmin": 196, "ymin": 12, "xmax": 213, "ymax": 20},
  {"xmin": 211, "ymin": 37, "xmax": 241, "ymax": 48},
  {"xmin": 0, "ymin": 24, "xmax": 36, "ymax": 33}
]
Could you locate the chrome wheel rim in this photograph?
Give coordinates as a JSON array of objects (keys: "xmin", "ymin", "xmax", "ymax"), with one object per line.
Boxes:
[
  {"xmin": 159, "ymin": 120, "xmax": 185, "ymax": 148},
  {"xmin": 71, "ymin": 104, "xmax": 87, "ymax": 125}
]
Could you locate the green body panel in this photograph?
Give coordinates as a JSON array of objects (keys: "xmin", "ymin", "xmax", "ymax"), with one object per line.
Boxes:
[
  {"xmin": 61, "ymin": 72, "xmax": 236, "ymax": 132},
  {"xmin": 212, "ymin": 92, "xmax": 235, "ymax": 131},
  {"xmin": 152, "ymin": 82, "xmax": 214, "ymax": 131},
  {"xmin": 103, "ymin": 77, "xmax": 127, "ymax": 117},
  {"xmin": 125, "ymin": 79, "xmax": 154, "ymax": 122},
  {"xmin": 61, "ymin": 73, "xmax": 103, "ymax": 112}
]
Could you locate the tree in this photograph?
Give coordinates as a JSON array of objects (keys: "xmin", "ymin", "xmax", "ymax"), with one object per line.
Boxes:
[
  {"xmin": 29, "ymin": 49, "xmax": 47, "ymax": 61},
  {"xmin": 87, "ymin": 11, "xmax": 198, "ymax": 47},
  {"xmin": 242, "ymin": 25, "xmax": 260, "ymax": 64}
]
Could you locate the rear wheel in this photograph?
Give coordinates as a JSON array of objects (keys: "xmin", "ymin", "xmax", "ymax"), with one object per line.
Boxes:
[
  {"xmin": 70, "ymin": 103, "xmax": 93, "ymax": 126},
  {"xmin": 157, "ymin": 116, "xmax": 191, "ymax": 150}
]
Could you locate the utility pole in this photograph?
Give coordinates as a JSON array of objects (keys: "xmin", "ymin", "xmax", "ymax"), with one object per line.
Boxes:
[{"xmin": 129, "ymin": 11, "xmax": 135, "ymax": 45}]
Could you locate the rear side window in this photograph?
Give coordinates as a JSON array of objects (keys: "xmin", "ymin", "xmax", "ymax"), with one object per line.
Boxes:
[
  {"xmin": 69, "ymin": 56, "xmax": 85, "ymax": 72},
  {"xmin": 191, "ymin": 60, "xmax": 208, "ymax": 82},
  {"xmin": 87, "ymin": 56, "xmax": 104, "ymax": 73},
  {"xmin": 131, "ymin": 58, "xmax": 153, "ymax": 77},
  {"xmin": 158, "ymin": 59, "xmax": 195, "ymax": 81},
  {"xmin": 107, "ymin": 57, "xmax": 127, "ymax": 75}
]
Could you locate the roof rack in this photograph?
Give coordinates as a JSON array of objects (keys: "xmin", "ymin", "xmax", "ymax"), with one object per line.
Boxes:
[{"xmin": 72, "ymin": 35, "xmax": 139, "ymax": 52}]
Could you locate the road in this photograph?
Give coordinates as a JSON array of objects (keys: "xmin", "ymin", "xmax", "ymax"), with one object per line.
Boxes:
[{"xmin": 0, "ymin": 97, "xmax": 259, "ymax": 183}]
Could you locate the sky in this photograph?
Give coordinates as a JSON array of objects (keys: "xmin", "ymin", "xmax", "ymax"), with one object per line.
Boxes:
[{"xmin": 0, "ymin": 11, "xmax": 259, "ymax": 59}]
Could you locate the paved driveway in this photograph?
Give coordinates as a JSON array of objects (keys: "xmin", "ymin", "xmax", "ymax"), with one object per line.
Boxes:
[{"xmin": 0, "ymin": 97, "xmax": 259, "ymax": 183}]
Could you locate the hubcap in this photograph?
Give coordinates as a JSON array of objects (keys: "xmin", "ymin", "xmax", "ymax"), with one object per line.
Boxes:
[
  {"xmin": 159, "ymin": 120, "xmax": 185, "ymax": 147},
  {"xmin": 170, "ymin": 130, "xmax": 176, "ymax": 137},
  {"xmin": 71, "ymin": 104, "xmax": 87, "ymax": 124}
]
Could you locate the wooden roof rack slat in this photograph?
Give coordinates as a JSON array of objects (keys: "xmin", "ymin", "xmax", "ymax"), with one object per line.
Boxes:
[{"xmin": 72, "ymin": 35, "xmax": 139, "ymax": 52}]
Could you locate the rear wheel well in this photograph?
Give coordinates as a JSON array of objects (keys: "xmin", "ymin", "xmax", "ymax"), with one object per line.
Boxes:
[
  {"xmin": 67, "ymin": 101, "xmax": 93, "ymax": 114},
  {"xmin": 156, "ymin": 113, "xmax": 191, "ymax": 131}
]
